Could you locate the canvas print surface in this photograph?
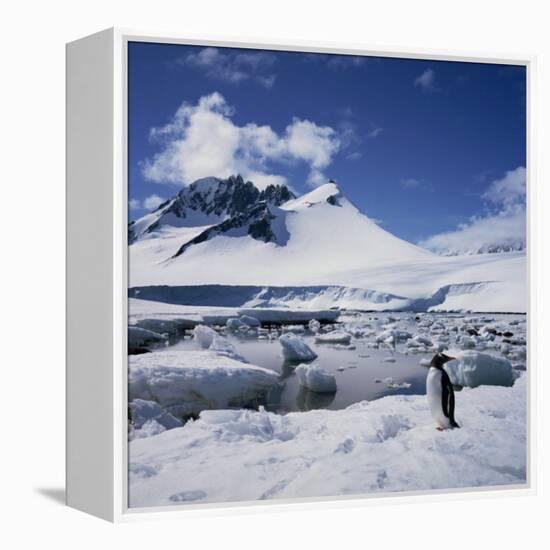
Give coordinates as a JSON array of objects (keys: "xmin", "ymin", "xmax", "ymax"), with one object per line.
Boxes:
[{"xmin": 127, "ymin": 41, "xmax": 527, "ymax": 508}]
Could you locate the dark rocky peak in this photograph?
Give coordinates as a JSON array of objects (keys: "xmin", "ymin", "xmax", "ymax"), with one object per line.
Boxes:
[{"xmin": 165, "ymin": 174, "xmax": 295, "ymax": 219}]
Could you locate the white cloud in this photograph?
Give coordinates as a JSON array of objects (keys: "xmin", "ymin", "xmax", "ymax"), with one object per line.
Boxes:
[
  {"xmin": 129, "ymin": 198, "xmax": 141, "ymax": 210},
  {"xmin": 419, "ymin": 166, "xmax": 526, "ymax": 255},
  {"xmin": 177, "ymin": 47, "xmax": 277, "ymax": 88},
  {"xmin": 143, "ymin": 194, "xmax": 166, "ymax": 210},
  {"xmin": 142, "ymin": 92, "xmax": 341, "ymax": 190},
  {"xmin": 482, "ymin": 166, "xmax": 526, "ymax": 207},
  {"xmin": 414, "ymin": 69, "xmax": 437, "ymax": 92},
  {"xmin": 368, "ymin": 127, "xmax": 383, "ymax": 139},
  {"xmin": 400, "ymin": 178, "xmax": 421, "ymax": 188}
]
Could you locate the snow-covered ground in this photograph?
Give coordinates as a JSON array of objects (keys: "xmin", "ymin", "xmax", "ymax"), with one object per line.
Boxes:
[
  {"xmin": 129, "ymin": 373, "xmax": 526, "ymax": 507},
  {"xmin": 127, "ymin": 307, "xmax": 527, "ymax": 508}
]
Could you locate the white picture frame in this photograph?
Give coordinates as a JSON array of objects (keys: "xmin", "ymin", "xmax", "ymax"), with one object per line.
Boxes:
[{"xmin": 66, "ymin": 27, "xmax": 535, "ymax": 522}]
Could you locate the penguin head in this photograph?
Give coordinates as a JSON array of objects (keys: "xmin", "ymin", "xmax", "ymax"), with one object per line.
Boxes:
[{"xmin": 430, "ymin": 352, "xmax": 456, "ymax": 369}]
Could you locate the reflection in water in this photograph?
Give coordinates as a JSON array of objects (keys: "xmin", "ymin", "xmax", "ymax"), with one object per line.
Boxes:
[{"xmin": 296, "ymin": 387, "xmax": 336, "ymax": 411}]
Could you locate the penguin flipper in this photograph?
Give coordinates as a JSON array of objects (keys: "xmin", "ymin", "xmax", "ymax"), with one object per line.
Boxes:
[{"xmin": 441, "ymin": 371, "xmax": 460, "ymax": 428}]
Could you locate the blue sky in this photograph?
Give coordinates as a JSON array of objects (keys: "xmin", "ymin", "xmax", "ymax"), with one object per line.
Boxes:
[{"xmin": 128, "ymin": 41, "xmax": 526, "ymax": 249}]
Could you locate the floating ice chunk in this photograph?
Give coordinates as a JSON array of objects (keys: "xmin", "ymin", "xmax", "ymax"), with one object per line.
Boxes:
[
  {"xmin": 411, "ymin": 334, "xmax": 433, "ymax": 347},
  {"xmin": 210, "ymin": 335, "xmax": 248, "ymax": 363},
  {"xmin": 330, "ymin": 344, "xmax": 357, "ymax": 351},
  {"xmin": 387, "ymin": 381, "xmax": 412, "ymax": 389},
  {"xmin": 295, "ymin": 363, "xmax": 337, "ymax": 393},
  {"xmin": 239, "ymin": 314, "xmax": 261, "ymax": 328},
  {"xmin": 193, "ymin": 324, "xmax": 247, "ymax": 362},
  {"xmin": 457, "ymin": 335, "xmax": 477, "ymax": 349},
  {"xmin": 129, "ymin": 350, "xmax": 279, "ymax": 420},
  {"xmin": 308, "ymin": 319, "xmax": 321, "ymax": 333},
  {"xmin": 500, "ymin": 343, "xmax": 512, "ymax": 355},
  {"xmin": 376, "ymin": 329, "xmax": 411, "ymax": 343},
  {"xmin": 315, "ymin": 331, "xmax": 352, "ymax": 344},
  {"xmin": 419, "ymin": 358, "xmax": 431, "ymax": 367},
  {"xmin": 226, "ymin": 318, "xmax": 246, "ymax": 333},
  {"xmin": 279, "ymin": 333, "xmax": 317, "ymax": 362},
  {"xmin": 445, "ymin": 351, "xmax": 515, "ymax": 388},
  {"xmin": 383, "ymin": 357, "xmax": 396, "ymax": 363},
  {"xmin": 193, "ymin": 324, "xmax": 218, "ymax": 349}
]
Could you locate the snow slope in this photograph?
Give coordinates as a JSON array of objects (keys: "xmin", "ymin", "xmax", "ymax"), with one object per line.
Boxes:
[
  {"xmin": 129, "ymin": 374, "xmax": 526, "ymax": 507},
  {"xmin": 129, "ymin": 177, "xmax": 526, "ymax": 313},
  {"xmin": 130, "ymin": 182, "xmax": 432, "ymax": 286}
]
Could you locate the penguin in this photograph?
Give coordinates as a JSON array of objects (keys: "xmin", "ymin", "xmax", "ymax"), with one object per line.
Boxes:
[{"xmin": 426, "ymin": 352, "xmax": 460, "ymax": 430}]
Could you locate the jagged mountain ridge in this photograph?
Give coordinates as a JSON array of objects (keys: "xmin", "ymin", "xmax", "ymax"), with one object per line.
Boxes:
[{"xmin": 129, "ymin": 174, "xmax": 295, "ymax": 244}]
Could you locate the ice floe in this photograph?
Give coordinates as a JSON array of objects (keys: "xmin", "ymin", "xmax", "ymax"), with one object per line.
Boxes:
[
  {"xmin": 315, "ymin": 331, "xmax": 352, "ymax": 344},
  {"xmin": 445, "ymin": 351, "xmax": 515, "ymax": 388},
  {"xmin": 279, "ymin": 333, "xmax": 318, "ymax": 362},
  {"xmin": 128, "ymin": 350, "xmax": 280, "ymax": 421},
  {"xmin": 295, "ymin": 363, "xmax": 337, "ymax": 393}
]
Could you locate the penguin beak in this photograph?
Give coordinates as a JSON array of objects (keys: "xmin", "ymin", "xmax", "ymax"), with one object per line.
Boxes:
[{"xmin": 446, "ymin": 355, "xmax": 456, "ymax": 361}]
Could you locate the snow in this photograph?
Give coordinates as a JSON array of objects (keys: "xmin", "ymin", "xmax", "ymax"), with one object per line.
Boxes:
[
  {"xmin": 129, "ymin": 297, "xmax": 339, "ymax": 328},
  {"xmin": 314, "ymin": 331, "xmax": 352, "ymax": 344},
  {"xmin": 128, "ymin": 350, "xmax": 280, "ymax": 420},
  {"xmin": 279, "ymin": 333, "xmax": 317, "ymax": 362},
  {"xmin": 192, "ymin": 324, "xmax": 246, "ymax": 362},
  {"xmin": 445, "ymin": 351, "xmax": 516, "ymax": 388},
  {"xmin": 209, "ymin": 336, "xmax": 248, "ymax": 363},
  {"xmin": 129, "ymin": 399, "xmax": 182, "ymax": 440},
  {"xmin": 192, "ymin": 325, "xmax": 217, "ymax": 349},
  {"xmin": 308, "ymin": 319, "xmax": 321, "ymax": 333},
  {"xmin": 129, "ymin": 181, "xmax": 526, "ymax": 313},
  {"xmin": 129, "ymin": 374, "xmax": 526, "ymax": 507},
  {"xmin": 377, "ymin": 329, "xmax": 412, "ymax": 343},
  {"xmin": 295, "ymin": 363, "xmax": 337, "ymax": 393}
]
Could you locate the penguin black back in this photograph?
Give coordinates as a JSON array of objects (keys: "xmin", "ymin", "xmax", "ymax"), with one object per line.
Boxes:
[{"xmin": 430, "ymin": 352, "xmax": 455, "ymax": 369}]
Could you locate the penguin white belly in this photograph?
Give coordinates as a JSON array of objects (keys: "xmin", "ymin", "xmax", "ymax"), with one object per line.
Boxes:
[{"xmin": 426, "ymin": 368, "xmax": 452, "ymax": 428}]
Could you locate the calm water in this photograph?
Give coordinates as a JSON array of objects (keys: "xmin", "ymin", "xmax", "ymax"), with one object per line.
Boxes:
[{"xmin": 170, "ymin": 312, "xmax": 440, "ymax": 413}]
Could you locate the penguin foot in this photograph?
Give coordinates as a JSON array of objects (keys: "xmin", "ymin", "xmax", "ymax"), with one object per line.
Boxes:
[{"xmin": 435, "ymin": 426, "xmax": 445, "ymax": 431}]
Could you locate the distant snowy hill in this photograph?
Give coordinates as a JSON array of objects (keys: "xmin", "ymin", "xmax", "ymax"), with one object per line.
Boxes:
[
  {"xmin": 426, "ymin": 240, "xmax": 526, "ymax": 256},
  {"xmin": 129, "ymin": 175, "xmax": 526, "ymax": 312}
]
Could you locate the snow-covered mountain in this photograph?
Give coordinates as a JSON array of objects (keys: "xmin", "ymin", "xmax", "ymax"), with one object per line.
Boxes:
[
  {"xmin": 129, "ymin": 175, "xmax": 432, "ymax": 283},
  {"xmin": 432, "ymin": 240, "xmax": 526, "ymax": 256},
  {"xmin": 129, "ymin": 175, "xmax": 526, "ymax": 312},
  {"xmin": 129, "ymin": 175, "xmax": 294, "ymax": 245}
]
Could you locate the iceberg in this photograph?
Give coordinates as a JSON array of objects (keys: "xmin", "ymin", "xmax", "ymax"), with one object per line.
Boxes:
[
  {"xmin": 279, "ymin": 333, "xmax": 317, "ymax": 362},
  {"xmin": 128, "ymin": 350, "xmax": 280, "ymax": 420},
  {"xmin": 295, "ymin": 363, "xmax": 337, "ymax": 393},
  {"xmin": 445, "ymin": 351, "xmax": 515, "ymax": 388}
]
